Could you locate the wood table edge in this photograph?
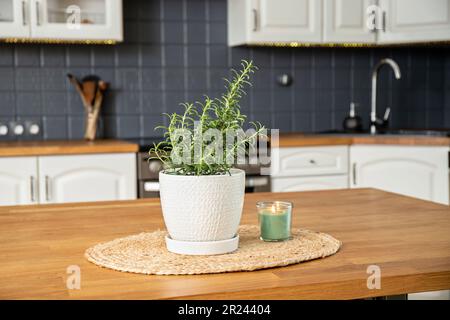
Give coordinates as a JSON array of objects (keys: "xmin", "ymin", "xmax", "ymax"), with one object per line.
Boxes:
[{"xmin": 163, "ymin": 271, "xmax": 450, "ymax": 300}]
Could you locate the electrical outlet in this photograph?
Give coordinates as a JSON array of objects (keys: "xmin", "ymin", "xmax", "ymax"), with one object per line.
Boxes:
[{"xmin": 0, "ymin": 122, "xmax": 9, "ymax": 137}]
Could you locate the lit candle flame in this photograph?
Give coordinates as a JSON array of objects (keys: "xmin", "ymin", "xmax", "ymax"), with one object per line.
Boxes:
[{"xmin": 271, "ymin": 205, "xmax": 276, "ymax": 214}]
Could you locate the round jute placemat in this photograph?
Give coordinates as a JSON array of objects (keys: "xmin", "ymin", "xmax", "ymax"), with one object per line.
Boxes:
[{"xmin": 85, "ymin": 225, "xmax": 341, "ymax": 275}]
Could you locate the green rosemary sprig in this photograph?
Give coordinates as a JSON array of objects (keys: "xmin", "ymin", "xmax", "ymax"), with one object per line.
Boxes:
[{"xmin": 149, "ymin": 60, "xmax": 265, "ymax": 175}]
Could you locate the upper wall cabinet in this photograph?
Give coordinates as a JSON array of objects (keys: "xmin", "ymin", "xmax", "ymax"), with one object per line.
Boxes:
[
  {"xmin": 0, "ymin": 0, "xmax": 123, "ymax": 42},
  {"xmin": 323, "ymin": 0, "xmax": 376, "ymax": 43},
  {"xmin": 228, "ymin": 0, "xmax": 322, "ymax": 46},
  {"xmin": 0, "ymin": 157, "xmax": 37, "ymax": 206},
  {"xmin": 0, "ymin": 0, "xmax": 29, "ymax": 38},
  {"xmin": 378, "ymin": 0, "xmax": 450, "ymax": 43},
  {"xmin": 228, "ymin": 0, "xmax": 450, "ymax": 46}
]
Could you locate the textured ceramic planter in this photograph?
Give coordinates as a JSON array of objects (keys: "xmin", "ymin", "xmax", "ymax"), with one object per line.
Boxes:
[{"xmin": 159, "ymin": 169, "xmax": 245, "ymax": 242}]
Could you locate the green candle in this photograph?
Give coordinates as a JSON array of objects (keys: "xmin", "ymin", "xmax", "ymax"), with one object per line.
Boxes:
[{"xmin": 257, "ymin": 201, "xmax": 292, "ymax": 242}]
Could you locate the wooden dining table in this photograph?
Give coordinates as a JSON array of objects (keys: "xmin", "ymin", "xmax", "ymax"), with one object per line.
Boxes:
[{"xmin": 0, "ymin": 188, "xmax": 449, "ymax": 299}]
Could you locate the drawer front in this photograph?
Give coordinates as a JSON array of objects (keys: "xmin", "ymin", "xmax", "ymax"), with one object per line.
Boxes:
[
  {"xmin": 271, "ymin": 175, "xmax": 349, "ymax": 192},
  {"xmin": 271, "ymin": 146, "xmax": 349, "ymax": 177}
]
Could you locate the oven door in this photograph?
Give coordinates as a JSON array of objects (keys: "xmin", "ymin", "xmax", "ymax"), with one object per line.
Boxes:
[{"xmin": 138, "ymin": 175, "xmax": 270, "ymax": 198}]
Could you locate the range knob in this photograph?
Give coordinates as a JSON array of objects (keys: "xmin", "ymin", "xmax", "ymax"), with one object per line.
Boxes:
[
  {"xmin": 13, "ymin": 124, "xmax": 24, "ymax": 136},
  {"xmin": 277, "ymin": 74, "xmax": 293, "ymax": 86},
  {"xmin": 29, "ymin": 123, "xmax": 40, "ymax": 135},
  {"xmin": 0, "ymin": 124, "xmax": 8, "ymax": 136},
  {"xmin": 148, "ymin": 160, "xmax": 164, "ymax": 172}
]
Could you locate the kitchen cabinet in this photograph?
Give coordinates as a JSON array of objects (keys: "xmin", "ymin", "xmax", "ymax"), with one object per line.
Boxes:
[
  {"xmin": 378, "ymin": 0, "xmax": 450, "ymax": 43},
  {"xmin": 0, "ymin": 157, "xmax": 37, "ymax": 205},
  {"xmin": 270, "ymin": 144, "xmax": 450, "ymax": 204},
  {"xmin": 228, "ymin": 0, "xmax": 450, "ymax": 46},
  {"xmin": 228, "ymin": 0, "xmax": 322, "ymax": 46},
  {"xmin": 271, "ymin": 146, "xmax": 349, "ymax": 192},
  {"xmin": 30, "ymin": 0, "xmax": 122, "ymax": 41},
  {"xmin": 409, "ymin": 290, "xmax": 450, "ymax": 300},
  {"xmin": 323, "ymin": 0, "xmax": 376, "ymax": 43},
  {"xmin": 0, "ymin": 0, "xmax": 29, "ymax": 38},
  {"xmin": 38, "ymin": 153, "xmax": 136, "ymax": 204},
  {"xmin": 0, "ymin": 153, "xmax": 136, "ymax": 206},
  {"xmin": 350, "ymin": 146, "xmax": 450, "ymax": 205},
  {"xmin": 0, "ymin": 0, "xmax": 123, "ymax": 41}
]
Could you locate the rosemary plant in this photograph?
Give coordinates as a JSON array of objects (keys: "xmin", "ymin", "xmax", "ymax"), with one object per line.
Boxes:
[{"xmin": 149, "ymin": 60, "xmax": 266, "ymax": 176}]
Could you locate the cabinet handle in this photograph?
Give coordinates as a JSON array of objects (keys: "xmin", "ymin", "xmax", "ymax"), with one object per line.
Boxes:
[
  {"xmin": 252, "ymin": 9, "xmax": 258, "ymax": 31},
  {"xmin": 352, "ymin": 163, "xmax": 357, "ymax": 186},
  {"xmin": 30, "ymin": 176, "xmax": 35, "ymax": 202},
  {"xmin": 22, "ymin": 1, "xmax": 27, "ymax": 25},
  {"xmin": 35, "ymin": 1, "xmax": 40, "ymax": 26},
  {"xmin": 381, "ymin": 11, "xmax": 386, "ymax": 32},
  {"xmin": 144, "ymin": 181, "xmax": 160, "ymax": 192},
  {"xmin": 45, "ymin": 175, "xmax": 51, "ymax": 201}
]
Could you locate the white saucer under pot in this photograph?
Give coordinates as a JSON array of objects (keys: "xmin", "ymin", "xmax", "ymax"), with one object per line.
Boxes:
[{"xmin": 165, "ymin": 235, "xmax": 239, "ymax": 255}]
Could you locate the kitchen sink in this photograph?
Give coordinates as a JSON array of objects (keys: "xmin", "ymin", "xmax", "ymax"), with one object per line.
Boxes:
[{"xmin": 318, "ymin": 129, "xmax": 450, "ymax": 137}]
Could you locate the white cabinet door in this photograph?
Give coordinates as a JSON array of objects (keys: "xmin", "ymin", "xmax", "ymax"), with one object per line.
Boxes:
[
  {"xmin": 350, "ymin": 146, "xmax": 449, "ymax": 205},
  {"xmin": 409, "ymin": 290, "xmax": 450, "ymax": 300},
  {"xmin": 323, "ymin": 0, "xmax": 376, "ymax": 43},
  {"xmin": 38, "ymin": 153, "xmax": 136, "ymax": 204},
  {"xmin": 0, "ymin": 0, "xmax": 30, "ymax": 38},
  {"xmin": 272, "ymin": 175, "xmax": 348, "ymax": 192},
  {"xmin": 228, "ymin": 0, "xmax": 322, "ymax": 45},
  {"xmin": 378, "ymin": 0, "xmax": 450, "ymax": 43},
  {"xmin": 30, "ymin": 0, "xmax": 122, "ymax": 41},
  {"xmin": 0, "ymin": 157, "xmax": 38, "ymax": 206},
  {"xmin": 252, "ymin": 0, "xmax": 322, "ymax": 43}
]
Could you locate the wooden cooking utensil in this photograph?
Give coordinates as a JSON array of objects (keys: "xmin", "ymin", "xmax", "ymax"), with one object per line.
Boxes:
[{"xmin": 67, "ymin": 74, "xmax": 108, "ymax": 141}]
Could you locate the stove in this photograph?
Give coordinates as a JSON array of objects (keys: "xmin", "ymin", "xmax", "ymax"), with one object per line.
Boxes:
[{"xmin": 127, "ymin": 138, "xmax": 271, "ymax": 198}]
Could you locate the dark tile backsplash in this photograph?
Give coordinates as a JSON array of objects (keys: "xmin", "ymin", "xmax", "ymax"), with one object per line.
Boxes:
[{"xmin": 0, "ymin": 0, "xmax": 449, "ymax": 141}]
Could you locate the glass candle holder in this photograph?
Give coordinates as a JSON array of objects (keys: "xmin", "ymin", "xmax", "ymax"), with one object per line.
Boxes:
[{"xmin": 256, "ymin": 201, "xmax": 293, "ymax": 242}]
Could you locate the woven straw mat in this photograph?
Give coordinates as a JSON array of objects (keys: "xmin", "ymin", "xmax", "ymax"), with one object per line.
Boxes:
[{"xmin": 85, "ymin": 225, "xmax": 341, "ymax": 275}]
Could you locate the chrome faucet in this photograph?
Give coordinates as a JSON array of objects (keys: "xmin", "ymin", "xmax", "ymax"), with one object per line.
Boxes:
[{"xmin": 370, "ymin": 58, "xmax": 402, "ymax": 134}]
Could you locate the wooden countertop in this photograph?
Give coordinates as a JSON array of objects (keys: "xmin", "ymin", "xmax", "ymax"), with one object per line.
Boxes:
[
  {"xmin": 0, "ymin": 140, "xmax": 138, "ymax": 157},
  {"xmin": 1, "ymin": 189, "xmax": 449, "ymax": 300},
  {"xmin": 277, "ymin": 133, "xmax": 450, "ymax": 147}
]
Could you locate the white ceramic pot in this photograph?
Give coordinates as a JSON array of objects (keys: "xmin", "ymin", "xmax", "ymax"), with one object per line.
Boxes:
[{"xmin": 159, "ymin": 169, "xmax": 245, "ymax": 242}]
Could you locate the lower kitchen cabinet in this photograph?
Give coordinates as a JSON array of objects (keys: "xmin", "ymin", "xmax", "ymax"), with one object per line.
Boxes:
[
  {"xmin": 0, "ymin": 157, "xmax": 38, "ymax": 206},
  {"xmin": 408, "ymin": 290, "xmax": 450, "ymax": 300},
  {"xmin": 272, "ymin": 175, "xmax": 348, "ymax": 192},
  {"xmin": 350, "ymin": 146, "xmax": 450, "ymax": 205},
  {"xmin": 38, "ymin": 153, "xmax": 136, "ymax": 204},
  {"xmin": 270, "ymin": 144, "xmax": 449, "ymax": 205},
  {"xmin": 0, "ymin": 153, "xmax": 136, "ymax": 206}
]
